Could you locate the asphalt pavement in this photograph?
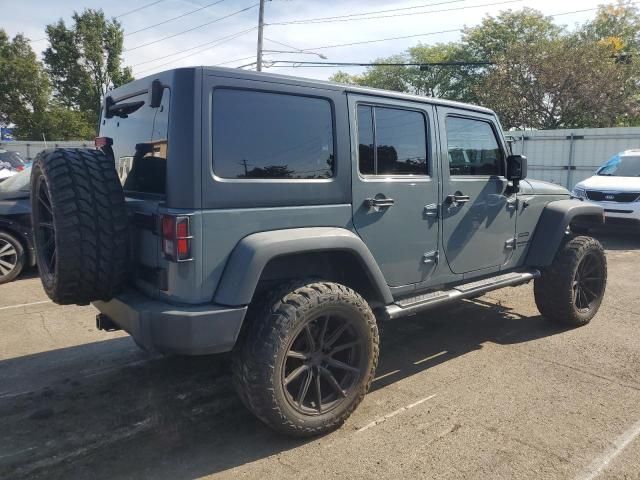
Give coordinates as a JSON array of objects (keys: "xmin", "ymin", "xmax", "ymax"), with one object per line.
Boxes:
[{"xmin": 0, "ymin": 232, "xmax": 639, "ymax": 479}]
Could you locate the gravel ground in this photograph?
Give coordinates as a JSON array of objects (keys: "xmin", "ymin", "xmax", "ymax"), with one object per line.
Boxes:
[{"xmin": 0, "ymin": 232, "xmax": 639, "ymax": 480}]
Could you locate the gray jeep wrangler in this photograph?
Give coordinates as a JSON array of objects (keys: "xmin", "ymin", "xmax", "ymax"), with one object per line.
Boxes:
[{"xmin": 30, "ymin": 67, "xmax": 607, "ymax": 437}]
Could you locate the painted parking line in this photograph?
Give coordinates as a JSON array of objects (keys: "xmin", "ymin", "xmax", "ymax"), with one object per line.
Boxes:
[
  {"xmin": 357, "ymin": 394, "xmax": 437, "ymax": 433},
  {"xmin": 0, "ymin": 300, "xmax": 51, "ymax": 311},
  {"xmin": 578, "ymin": 418, "xmax": 640, "ymax": 480}
]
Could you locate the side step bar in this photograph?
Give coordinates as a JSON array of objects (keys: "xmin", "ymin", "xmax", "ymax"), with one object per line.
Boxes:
[{"xmin": 385, "ymin": 270, "xmax": 540, "ymax": 320}]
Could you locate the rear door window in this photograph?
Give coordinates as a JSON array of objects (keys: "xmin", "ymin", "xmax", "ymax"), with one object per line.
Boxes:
[
  {"xmin": 212, "ymin": 89, "xmax": 334, "ymax": 179},
  {"xmin": 357, "ymin": 105, "xmax": 428, "ymax": 176}
]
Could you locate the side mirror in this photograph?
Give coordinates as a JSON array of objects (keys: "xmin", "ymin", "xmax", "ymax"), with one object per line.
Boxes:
[{"xmin": 506, "ymin": 154, "xmax": 527, "ymax": 184}]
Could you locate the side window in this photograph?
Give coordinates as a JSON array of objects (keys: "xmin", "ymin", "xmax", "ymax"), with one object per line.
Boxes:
[
  {"xmin": 357, "ymin": 105, "xmax": 375, "ymax": 175},
  {"xmin": 446, "ymin": 116, "xmax": 503, "ymax": 176},
  {"xmin": 357, "ymin": 105, "xmax": 428, "ymax": 176},
  {"xmin": 212, "ymin": 89, "xmax": 334, "ymax": 179}
]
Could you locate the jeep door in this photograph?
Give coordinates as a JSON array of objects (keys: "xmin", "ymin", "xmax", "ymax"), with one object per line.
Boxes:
[
  {"xmin": 349, "ymin": 94, "xmax": 439, "ymax": 287},
  {"xmin": 437, "ymin": 108, "xmax": 517, "ymax": 274}
]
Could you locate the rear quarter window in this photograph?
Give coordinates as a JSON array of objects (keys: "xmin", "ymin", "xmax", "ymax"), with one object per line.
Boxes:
[{"xmin": 212, "ymin": 89, "xmax": 335, "ymax": 179}]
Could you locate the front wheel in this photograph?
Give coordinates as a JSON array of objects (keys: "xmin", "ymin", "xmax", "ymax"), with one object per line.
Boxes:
[
  {"xmin": 534, "ymin": 236, "xmax": 607, "ymax": 326},
  {"xmin": 232, "ymin": 280, "xmax": 379, "ymax": 437}
]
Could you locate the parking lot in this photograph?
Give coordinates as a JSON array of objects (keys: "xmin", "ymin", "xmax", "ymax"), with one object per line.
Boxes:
[{"xmin": 0, "ymin": 232, "xmax": 638, "ymax": 479}]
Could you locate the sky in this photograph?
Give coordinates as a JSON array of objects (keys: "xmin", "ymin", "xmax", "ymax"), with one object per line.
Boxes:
[{"xmin": 1, "ymin": 0, "xmax": 618, "ymax": 81}]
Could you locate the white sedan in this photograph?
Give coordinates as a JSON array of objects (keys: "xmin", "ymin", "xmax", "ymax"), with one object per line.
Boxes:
[{"xmin": 572, "ymin": 150, "xmax": 640, "ymax": 228}]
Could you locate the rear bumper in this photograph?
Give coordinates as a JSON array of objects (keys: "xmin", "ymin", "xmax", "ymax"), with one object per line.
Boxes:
[{"xmin": 93, "ymin": 291, "xmax": 247, "ymax": 355}]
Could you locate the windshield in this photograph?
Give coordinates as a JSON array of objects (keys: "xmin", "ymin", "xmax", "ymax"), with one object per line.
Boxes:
[
  {"xmin": 0, "ymin": 150, "xmax": 26, "ymax": 168},
  {"xmin": 597, "ymin": 154, "xmax": 640, "ymax": 176},
  {"xmin": 0, "ymin": 166, "xmax": 31, "ymax": 192}
]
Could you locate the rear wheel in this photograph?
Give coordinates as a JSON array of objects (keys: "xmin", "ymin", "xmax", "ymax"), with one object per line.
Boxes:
[
  {"xmin": 31, "ymin": 149, "xmax": 129, "ymax": 305},
  {"xmin": 534, "ymin": 236, "xmax": 607, "ymax": 326},
  {"xmin": 0, "ymin": 231, "xmax": 25, "ymax": 284},
  {"xmin": 233, "ymin": 280, "xmax": 379, "ymax": 437}
]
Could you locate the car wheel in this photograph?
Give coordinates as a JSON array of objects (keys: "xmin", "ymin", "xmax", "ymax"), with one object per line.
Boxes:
[
  {"xmin": 534, "ymin": 236, "xmax": 607, "ymax": 326},
  {"xmin": 232, "ymin": 280, "xmax": 379, "ymax": 437},
  {"xmin": 0, "ymin": 231, "xmax": 25, "ymax": 284}
]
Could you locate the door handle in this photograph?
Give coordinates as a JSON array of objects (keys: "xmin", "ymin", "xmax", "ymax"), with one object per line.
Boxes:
[
  {"xmin": 445, "ymin": 194, "xmax": 471, "ymax": 206},
  {"xmin": 365, "ymin": 197, "xmax": 395, "ymax": 209}
]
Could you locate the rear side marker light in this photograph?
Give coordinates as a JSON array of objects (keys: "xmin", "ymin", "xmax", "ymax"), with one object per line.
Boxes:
[{"xmin": 161, "ymin": 215, "xmax": 193, "ymax": 262}]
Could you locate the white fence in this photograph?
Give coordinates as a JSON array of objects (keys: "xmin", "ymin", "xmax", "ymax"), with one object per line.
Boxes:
[
  {"xmin": 4, "ymin": 127, "xmax": 640, "ymax": 190},
  {"xmin": 0, "ymin": 141, "xmax": 92, "ymax": 162},
  {"xmin": 507, "ymin": 127, "xmax": 640, "ymax": 189}
]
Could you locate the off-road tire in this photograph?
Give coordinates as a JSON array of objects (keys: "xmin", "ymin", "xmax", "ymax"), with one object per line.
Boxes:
[
  {"xmin": 30, "ymin": 148, "xmax": 129, "ymax": 305},
  {"xmin": 0, "ymin": 231, "xmax": 25, "ymax": 284},
  {"xmin": 534, "ymin": 236, "xmax": 607, "ymax": 326},
  {"xmin": 232, "ymin": 280, "xmax": 379, "ymax": 437}
]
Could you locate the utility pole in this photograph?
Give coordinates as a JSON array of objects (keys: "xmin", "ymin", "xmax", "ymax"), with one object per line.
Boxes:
[{"xmin": 256, "ymin": 0, "xmax": 266, "ymax": 71}]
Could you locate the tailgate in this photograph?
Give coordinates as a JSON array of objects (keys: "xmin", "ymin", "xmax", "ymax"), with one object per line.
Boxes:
[{"xmin": 99, "ymin": 83, "xmax": 172, "ymax": 296}]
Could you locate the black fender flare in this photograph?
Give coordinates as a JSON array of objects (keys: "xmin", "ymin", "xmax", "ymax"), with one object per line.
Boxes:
[
  {"xmin": 213, "ymin": 227, "xmax": 393, "ymax": 306},
  {"xmin": 526, "ymin": 199, "xmax": 604, "ymax": 267}
]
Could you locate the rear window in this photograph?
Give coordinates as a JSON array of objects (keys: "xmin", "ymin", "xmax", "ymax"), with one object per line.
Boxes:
[
  {"xmin": 100, "ymin": 88, "xmax": 170, "ymax": 196},
  {"xmin": 212, "ymin": 89, "xmax": 334, "ymax": 179}
]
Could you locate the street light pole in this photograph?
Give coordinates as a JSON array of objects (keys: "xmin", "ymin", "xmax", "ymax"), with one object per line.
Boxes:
[{"xmin": 256, "ymin": 0, "xmax": 266, "ymax": 71}]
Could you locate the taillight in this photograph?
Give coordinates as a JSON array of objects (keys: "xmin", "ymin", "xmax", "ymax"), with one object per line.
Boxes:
[
  {"xmin": 95, "ymin": 136, "xmax": 113, "ymax": 149},
  {"xmin": 161, "ymin": 215, "xmax": 192, "ymax": 262}
]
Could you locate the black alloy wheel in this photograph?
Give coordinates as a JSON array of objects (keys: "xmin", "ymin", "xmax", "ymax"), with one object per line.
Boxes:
[
  {"xmin": 572, "ymin": 251, "xmax": 606, "ymax": 313},
  {"xmin": 33, "ymin": 174, "xmax": 56, "ymax": 281},
  {"xmin": 282, "ymin": 311, "xmax": 365, "ymax": 415}
]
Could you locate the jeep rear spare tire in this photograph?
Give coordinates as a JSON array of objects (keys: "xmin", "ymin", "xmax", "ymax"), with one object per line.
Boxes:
[{"xmin": 31, "ymin": 148, "xmax": 129, "ymax": 305}]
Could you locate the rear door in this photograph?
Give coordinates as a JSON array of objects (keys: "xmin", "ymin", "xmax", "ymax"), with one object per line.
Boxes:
[
  {"xmin": 99, "ymin": 86, "xmax": 171, "ymax": 294},
  {"xmin": 437, "ymin": 108, "xmax": 517, "ymax": 274},
  {"xmin": 349, "ymin": 94, "xmax": 439, "ymax": 287}
]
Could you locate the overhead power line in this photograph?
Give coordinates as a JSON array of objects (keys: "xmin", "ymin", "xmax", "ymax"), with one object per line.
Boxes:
[
  {"xmin": 133, "ymin": 28, "xmax": 257, "ymax": 75},
  {"xmin": 266, "ymin": 61, "xmax": 494, "ymax": 67},
  {"xmin": 264, "ymin": 36, "xmax": 306, "ymax": 51},
  {"xmin": 130, "ymin": 26, "xmax": 257, "ymax": 68},
  {"xmin": 126, "ymin": 0, "xmax": 227, "ymax": 36},
  {"xmin": 304, "ymin": 28, "xmax": 462, "ymax": 51},
  {"xmin": 125, "ymin": 3, "xmax": 259, "ymax": 52},
  {"xmin": 269, "ymin": 0, "xmax": 523, "ymax": 26},
  {"xmin": 215, "ymin": 55, "xmax": 257, "ymax": 66},
  {"xmin": 267, "ymin": 0, "xmax": 468, "ymax": 25},
  {"xmin": 115, "ymin": 0, "xmax": 165, "ymax": 19},
  {"xmin": 283, "ymin": 3, "xmax": 639, "ymax": 53},
  {"xmin": 130, "ymin": 1, "xmax": 637, "ymax": 76}
]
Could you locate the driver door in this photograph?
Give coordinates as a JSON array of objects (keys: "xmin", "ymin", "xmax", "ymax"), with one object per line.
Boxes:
[{"xmin": 438, "ymin": 108, "xmax": 517, "ymax": 274}]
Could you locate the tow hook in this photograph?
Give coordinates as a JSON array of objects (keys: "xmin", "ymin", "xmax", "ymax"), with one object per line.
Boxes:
[{"xmin": 96, "ymin": 314, "xmax": 121, "ymax": 332}]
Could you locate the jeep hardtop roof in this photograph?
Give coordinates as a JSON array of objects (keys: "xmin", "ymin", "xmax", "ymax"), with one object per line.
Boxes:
[{"xmin": 125, "ymin": 66, "xmax": 494, "ymax": 116}]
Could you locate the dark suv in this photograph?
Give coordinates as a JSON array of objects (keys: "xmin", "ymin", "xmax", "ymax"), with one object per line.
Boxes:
[{"xmin": 30, "ymin": 67, "xmax": 607, "ymax": 437}]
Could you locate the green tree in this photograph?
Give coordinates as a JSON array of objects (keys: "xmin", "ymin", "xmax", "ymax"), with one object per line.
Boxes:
[
  {"xmin": 579, "ymin": 1, "xmax": 640, "ymax": 53},
  {"xmin": 405, "ymin": 43, "xmax": 480, "ymax": 101},
  {"xmin": 330, "ymin": 54, "xmax": 412, "ymax": 92},
  {"xmin": 329, "ymin": 46, "xmax": 481, "ymax": 103},
  {"xmin": 25, "ymin": 105, "xmax": 97, "ymax": 141},
  {"xmin": 476, "ymin": 37, "xmax": 640, "ymax": 129},
  {"xmin": 0, "ymin": 30, "xmax": 50, "ymax": 137},
  {"xmin": 329, "ymin": 9, "xmax": 563, "ymax": 103},
  {"xmin": 43, "ymin": 8, "xmax": 133, "ymax": 128},
  {"xmin": 463, "ymin": 8, "xmax": 562, "ymax": 60}
]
